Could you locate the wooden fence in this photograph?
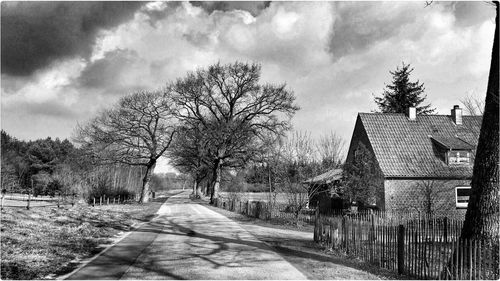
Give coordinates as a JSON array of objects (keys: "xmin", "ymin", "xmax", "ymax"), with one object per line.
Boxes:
[
  {"xmin": 91, "ymin": 194, "xmax": 136, "ymax": 206},
  {"xmin": 314, "ymin": 211, "xmax": 499, "ymax": 280},
  {"xmin": 213, "ymin": 197, "xmax": 315, "ymax": 225}
]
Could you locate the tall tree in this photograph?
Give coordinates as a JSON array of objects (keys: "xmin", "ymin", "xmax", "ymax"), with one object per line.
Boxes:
[
  {"xmin": 168, "ymin": 124, "xmax": 211, "ymax": 198},
  {"xmin": 171, "ymin": 62, "xmax": 299, "ymax": 204},
  {"xmin": 374, "ymin": 62, "xmax": 435, "ymax": 114},
  {"xmin": 74, "ymin": 91, "xmax": 177, "ymax": 203},
  {"xmin": 460, "ymin": 0, "xmax": 498, "ymax": 256}
]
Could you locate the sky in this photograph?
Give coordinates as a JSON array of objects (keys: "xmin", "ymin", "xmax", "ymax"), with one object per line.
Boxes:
[{"xmin": 1, "ymin": 1, "xmax": 496, "ymax": 173}]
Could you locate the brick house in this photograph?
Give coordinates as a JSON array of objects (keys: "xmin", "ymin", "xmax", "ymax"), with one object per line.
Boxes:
[{"xmin": 345, "ymin": 105, "xmax": 482, "ymax": 218}]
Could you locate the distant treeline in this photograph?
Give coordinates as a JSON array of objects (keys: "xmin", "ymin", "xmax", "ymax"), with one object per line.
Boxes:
[
  {"xmin": 149, "ymin": 172, "xmax": 192, "ymax": 191},
  {"xmin": 1, "ymin": 130, "xmax": 144, "ymax": 201}
]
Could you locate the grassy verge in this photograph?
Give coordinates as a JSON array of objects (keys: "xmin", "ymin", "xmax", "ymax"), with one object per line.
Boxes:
[{"xmin": 0, "ymin": 194, "xmax": 174, "ymax": 280}]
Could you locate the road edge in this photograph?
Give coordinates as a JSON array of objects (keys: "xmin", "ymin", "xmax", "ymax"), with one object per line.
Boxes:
[{"xmin": 56, "ymin": 190, "xmax": 184, "ymax": 280}]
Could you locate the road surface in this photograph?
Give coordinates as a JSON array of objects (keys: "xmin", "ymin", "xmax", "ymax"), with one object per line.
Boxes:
[{"xmin": 65, "ymin": 191, "xmax": 307, "ymax": 280}]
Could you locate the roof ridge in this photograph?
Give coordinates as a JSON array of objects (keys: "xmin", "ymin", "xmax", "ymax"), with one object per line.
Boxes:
[{"xmin": 359, "ymin": 112, "xmax": 482, "ymax": 118}]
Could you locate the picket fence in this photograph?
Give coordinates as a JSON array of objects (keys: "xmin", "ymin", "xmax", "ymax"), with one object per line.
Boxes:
[
  {"xmin": 314, "ymin": 211, "xmax": 499, "ymax": 280},
  {"xmin": 213, "ymin": 197, "xmax": 316, "ymax": 225}
]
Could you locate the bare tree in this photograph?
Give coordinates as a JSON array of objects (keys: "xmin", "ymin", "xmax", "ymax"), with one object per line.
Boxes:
[
  {"xmin": 316, "ymin": 131, "xmax": 345, "ymax": 171},
  {"xmin": 168, "ymin": 124, "xmax": 211, "ymax": 198},
  {"xmin": 276, "ymin": 131, "xmax": 321, "ymax": 225},
  {"xmin": 415, "ymin": 179, "xmax": 454, "ymax": 218},
  {"xmin": 74, "ymin": 91, "xmax": 177, "ymax": 203},
  {"xmin": 460, "ymin": 92, "xmax": 485, "ymax": 116},
  {"xmin": 171, "ymin": 62, "xmax": 299, "ymax": 204}
]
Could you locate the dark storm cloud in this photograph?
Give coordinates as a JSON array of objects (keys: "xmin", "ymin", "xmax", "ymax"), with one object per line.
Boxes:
[
  {"xmin": 78, "ymin": 49, "xmax": 139, "ymax": 89},
  {"xmin": 328, "ymin": 2, "xmax": 418, "ymax": 60},
  {"xmin": 191, "ymin": 1, "xmax": 270, "ymax": 17},
  {"xmin": 445, "ymin": 1, "xmax": 496, "ymax": 27},
  {"xmin": 1, "ymin": 1, "xmax": 144, "ymax": 76}
]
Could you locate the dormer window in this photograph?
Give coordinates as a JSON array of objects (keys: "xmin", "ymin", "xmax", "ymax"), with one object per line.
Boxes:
[
  {"xmin": 447, "ymin": 150, "xmax": 470, "ymax": 165},
  {"xmin": 430, "ymin": 136, "xmax": 474, "ymax": 166}
]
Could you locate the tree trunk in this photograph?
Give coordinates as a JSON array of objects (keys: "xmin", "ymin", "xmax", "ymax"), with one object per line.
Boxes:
[
  {"xmin": 139, "ymin": 160, "xmax": 156, "ymax": 203},
  {"xmin": 205, "ymin": 180, "xmax": 210, "ymax": 196},
  {"xmin": 195, "ymin": 179, "xmax": 202, "ymax": 198},
  {"xmin": 193, "ymin": 179, "xmax": 197, "ymax": 195},
  {"xmin": 461, "ymin": 1, "xmax": 499, "ymax": 243},
  {"xmin": 192, "ymin": 178, "xmax": 202, "ymax": 198},
  {"xmin": 209, "ymin": 160, "xmax": 221, "ymax": 205},
  {"xmin": 443, "ymin": 4, "xmax": 499, "ymax": 279}
]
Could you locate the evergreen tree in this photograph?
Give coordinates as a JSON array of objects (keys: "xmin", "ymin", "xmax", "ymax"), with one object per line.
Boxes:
[
  {"xmin": 342, "ymin": 143, "xmax": 384, "ymax": 207},
  {"xmin": 374, "ymin": 62, "xmax": 435, "ymax": 114}
]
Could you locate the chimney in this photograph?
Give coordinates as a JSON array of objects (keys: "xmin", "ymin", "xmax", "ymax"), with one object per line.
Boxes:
[
  {"xmin": 451, "ymin": 105, "xmax": 462, "ymax": 125},
  {"xmin": 406, "ymin": 107, "xmax": 416, "ymax": 120}
]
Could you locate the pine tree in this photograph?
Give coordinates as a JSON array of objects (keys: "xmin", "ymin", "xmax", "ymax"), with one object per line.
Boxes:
[{"xmin": 374, "ymin": 62, "xmax": 435, "ymax": 114}]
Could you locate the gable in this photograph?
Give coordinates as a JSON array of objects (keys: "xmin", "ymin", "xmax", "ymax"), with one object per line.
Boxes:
[{"xmin": 354, "ymin": 113, "xmax": 481, "ymax": 178}]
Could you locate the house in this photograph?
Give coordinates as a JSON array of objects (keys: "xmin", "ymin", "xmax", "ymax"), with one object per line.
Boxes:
[
  {"xmin": 304, "ymin": 168, "xmax": 344, "ymax": 213},
  {"xmin": 345, "ymin": 105, "xmax": 482, "ymax": 218}
]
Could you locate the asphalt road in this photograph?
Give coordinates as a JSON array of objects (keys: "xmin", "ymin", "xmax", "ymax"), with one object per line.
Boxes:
[{"xmin": 65, "ymin": 191, "xmax": 307, "ymax": 280}]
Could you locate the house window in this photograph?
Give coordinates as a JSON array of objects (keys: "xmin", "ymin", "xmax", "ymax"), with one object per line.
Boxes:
[
  {"xmin": 455, "ymin": 186, "xmax": 471, "ymax": 208},
  {"xmin": 448, "ymin": 151, "xmax": 471, "ymax": 165}
]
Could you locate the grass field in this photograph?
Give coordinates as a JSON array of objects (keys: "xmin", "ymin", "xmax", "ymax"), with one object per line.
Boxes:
[{"xmin": 0, "ymin": 193, "xmax": 175, "ymax": 280}]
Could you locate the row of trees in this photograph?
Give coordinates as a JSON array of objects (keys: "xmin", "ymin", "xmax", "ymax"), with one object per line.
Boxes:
[
  {"xmin": 69, "ymin": 59, "xmax": 460, "ymax": 205},
  {"xmin": 75, "ymin": 62, "xmax": 301, "ymax": 203},
  {"xmin": 0, "ymin": 130, "xmax": 142, "ymax": 201}
]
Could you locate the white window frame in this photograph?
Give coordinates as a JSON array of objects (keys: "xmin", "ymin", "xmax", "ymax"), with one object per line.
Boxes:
[
  {"xmin": 455, "ymin": 186, "xmax": 471, "ymax": 208},
  {"xmin": 448, "ymin": 150, "xmax": 471, "ymax": 165}
]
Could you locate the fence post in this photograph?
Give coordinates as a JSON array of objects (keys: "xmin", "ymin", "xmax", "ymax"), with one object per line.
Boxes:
[
  {"xmin": 93, "ymin": 197, "xmax": 95, "ymax": 207},
  {"xmin": 343, "ymin": 216, "xmax": 348, "ymax": 252},
  {"xmin": 1, "ymin": 189, "xmax": 6, "ymax": 210},
  {"xmin": 443, "ymin": 217, "xmax": 448, "ymax": 244},
  {"xmin": 314, "ymin": 205, "xmax": 320, "ymax": 242},
  {"xmin": 398, "ymin": 224, "xmax": 405, "ymax": 275},
  {"xmin": 100, "ymin": 196, "xmax": 102, "ymax": 206},
  {"xmin": 26, "ymin": 191, "xmax": 31, "ymax": 210},
  {"xmin": 27, "ymin": 179, "xmax": 33, "ymax": 210}
]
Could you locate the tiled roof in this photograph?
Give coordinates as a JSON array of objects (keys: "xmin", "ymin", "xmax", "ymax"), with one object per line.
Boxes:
[
  {"xmin": 431, "ymin": 136, "xmax": 474, "ymax": 150},
  {"xmin": 304, "ymin": 168, "xmax": 343, "ymax": 184},
  {"xmin": 359, "ymin": 113, "xmax": 482, "ymax": 178}
]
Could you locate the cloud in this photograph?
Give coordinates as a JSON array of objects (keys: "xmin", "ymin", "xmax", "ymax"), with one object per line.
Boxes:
[
  {"xmin": 1, "ymin": 1, "xmax": 143, "ymax": 76},
  {"xmin": 0, "ymin": 0, "xmax": 496, "ymax": 165},
  {"xmin": 78, "ymin": 49, "xmax": 141, "ymax": 91},
  {"xmin": 444, "ymin": 1, "xmax": 496, "ymax": 28},
  {"xmin": 2, "ymin": 99, "xmax": 77, "ymax": 118},
  {"xmin": 191, "ymin": 1, "xmax": 270, "ymax": 17},
  {"xmin": 328, "ymin": 2, "xmax": 421, "ymax": 60}
]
